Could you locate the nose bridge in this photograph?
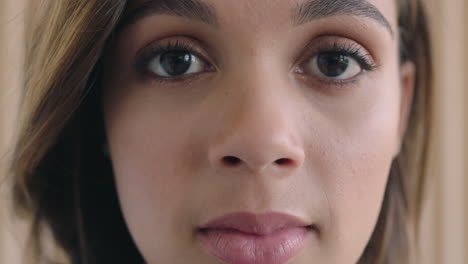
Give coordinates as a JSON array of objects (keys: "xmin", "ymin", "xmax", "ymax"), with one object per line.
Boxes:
[{"xmin": 208, "ymin": 64, "xmax": 305, "ymax": 176}]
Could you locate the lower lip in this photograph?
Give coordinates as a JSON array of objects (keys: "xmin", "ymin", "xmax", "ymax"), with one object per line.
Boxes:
[{"xmin": 197, "ymin": 226, "xmax": 311, "ymax": 264}]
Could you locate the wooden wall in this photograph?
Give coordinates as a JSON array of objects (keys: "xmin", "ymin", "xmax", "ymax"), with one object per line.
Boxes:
[{"xmin": 0, "ymin": 0, "xmax": 24, "ymax": 263}]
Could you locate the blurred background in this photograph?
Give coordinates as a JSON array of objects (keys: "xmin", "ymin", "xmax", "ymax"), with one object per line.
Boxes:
[{"xmin": 0, "ymin": 0, "xmax": 466, "ymax": 263}]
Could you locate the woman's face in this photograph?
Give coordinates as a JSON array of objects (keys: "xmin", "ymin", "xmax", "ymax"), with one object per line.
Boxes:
[{"xmin": 101, "ymin": 0, "xmax": 414, "ymax": 263}]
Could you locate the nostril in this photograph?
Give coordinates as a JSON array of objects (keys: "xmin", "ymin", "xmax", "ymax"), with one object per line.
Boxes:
[
  {"xmin": 222, "ymin": 156, "xmax": 241, "ymax": 166},
  {"xmin": 276, "ymin": 158, "xmax": 293, "ymax": 165}
]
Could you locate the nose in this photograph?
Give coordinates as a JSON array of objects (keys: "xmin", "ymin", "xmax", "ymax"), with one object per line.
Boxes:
[{"xmin": 207, "ymin": 72, "xmax": 305, "ymax": 176}]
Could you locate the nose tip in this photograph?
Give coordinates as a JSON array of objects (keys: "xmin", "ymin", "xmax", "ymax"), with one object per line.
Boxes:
[
  {"xmin": 208, "ymin": 134, "xmax": 305, "ymax": 175},
  {"xmin": 207, "ymin": 67, "xmax": 306, "ymax": 176}
]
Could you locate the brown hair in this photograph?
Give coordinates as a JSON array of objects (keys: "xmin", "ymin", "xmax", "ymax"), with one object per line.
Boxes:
[{"xmin": 9, "ymin": 0, "xmax": 432, "ymax": 263}]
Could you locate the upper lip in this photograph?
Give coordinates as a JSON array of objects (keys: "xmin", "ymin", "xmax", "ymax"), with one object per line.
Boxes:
[{"xmin": 198, "ymin": 211, "xmax": 313, "ymax": 235}]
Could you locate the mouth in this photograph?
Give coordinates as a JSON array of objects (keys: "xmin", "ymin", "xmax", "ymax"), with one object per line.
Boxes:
[{"xmin": 196, "ymin": 211, "xmax": 316, "ymax": 264}]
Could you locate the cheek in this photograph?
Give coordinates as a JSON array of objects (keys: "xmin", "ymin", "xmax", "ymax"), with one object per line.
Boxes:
[
  {"xmin": 102, "ymin": 90, "xmax": 203, "ymax": 260},
  {"xmin": 313, "ymin": 76, "xmax": 401, "ymax": 261},
  {"xmin": 322, "ymin": 130, "xmax": 395, "ymax": 261}
]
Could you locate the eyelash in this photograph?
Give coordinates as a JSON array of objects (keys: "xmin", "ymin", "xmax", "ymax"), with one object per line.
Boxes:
[
  {"xmin": 134, "ymin": 39, "xmax": 379, "ymax": 84},
  {"xmin": 310, "ymin": 41, "xmax": 378, "ymax": 72}
]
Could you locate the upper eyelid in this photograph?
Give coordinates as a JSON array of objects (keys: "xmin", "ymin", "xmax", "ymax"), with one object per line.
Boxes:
[{"xmin": 300, "ymin": 37, "xmax": 375, "ymax": 62}]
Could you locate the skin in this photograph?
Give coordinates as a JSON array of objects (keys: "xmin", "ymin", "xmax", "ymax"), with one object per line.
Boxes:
[{"xmin": 101, "ymin": 0, "xmax": 415, "ymax": 263}]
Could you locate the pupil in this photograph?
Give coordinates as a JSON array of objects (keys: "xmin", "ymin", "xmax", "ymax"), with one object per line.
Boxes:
[
  {"xmin": 317, "ymin": 52, "xmax": 349, "ymax": 77},
  {"xmin": 160, "ymin": 50, "xmax": 192, "ymax": 76}
]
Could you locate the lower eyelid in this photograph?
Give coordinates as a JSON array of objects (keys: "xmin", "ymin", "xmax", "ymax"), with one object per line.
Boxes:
[
  {"xmin": 294, "ymin": 71, "xmax": 366, "ymax": 94},
  {"xmin": 151, "ymin": 71, "xmax": 216, "ymax": 86},
  {"xmin": 296, "ymin": 63, "xmax": 369, "ymax": 81}
]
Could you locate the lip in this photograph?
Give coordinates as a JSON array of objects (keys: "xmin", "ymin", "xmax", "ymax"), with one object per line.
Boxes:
[
  {"xmin": 197, "ymin": 211, "xmax": 314, "ymax": 264},
  {"xmin": 198, "ymin": 211, "xmax": 313, "ymax": 235}
]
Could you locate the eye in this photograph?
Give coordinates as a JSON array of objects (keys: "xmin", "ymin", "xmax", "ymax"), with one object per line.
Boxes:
[
  {"xmin": 135, "ymin": 39, "xmax": 214, "ymax": 82},
  {"xmin": 148, "ymin": 50, "xmax": 206, "ymax": 77},
  {"xmin": 307, "ymin": 51, "xmax": 362, "ymax": 80},
  {"xmin": 296, "ymin": 40, "xmax": 378, "ymax": 83}
]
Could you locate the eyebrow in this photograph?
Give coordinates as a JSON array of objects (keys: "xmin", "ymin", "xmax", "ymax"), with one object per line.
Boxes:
[
  {"xmin": 293, "ymin": 0, "xmax": 394, "ymax": 37},
  {"xmin": 119, "ymin": 0, "xmax": 393, "ymax": 37},
  {"xmin": 120, "ymin": 0, "xmax": 219, "ymax": 28}
]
